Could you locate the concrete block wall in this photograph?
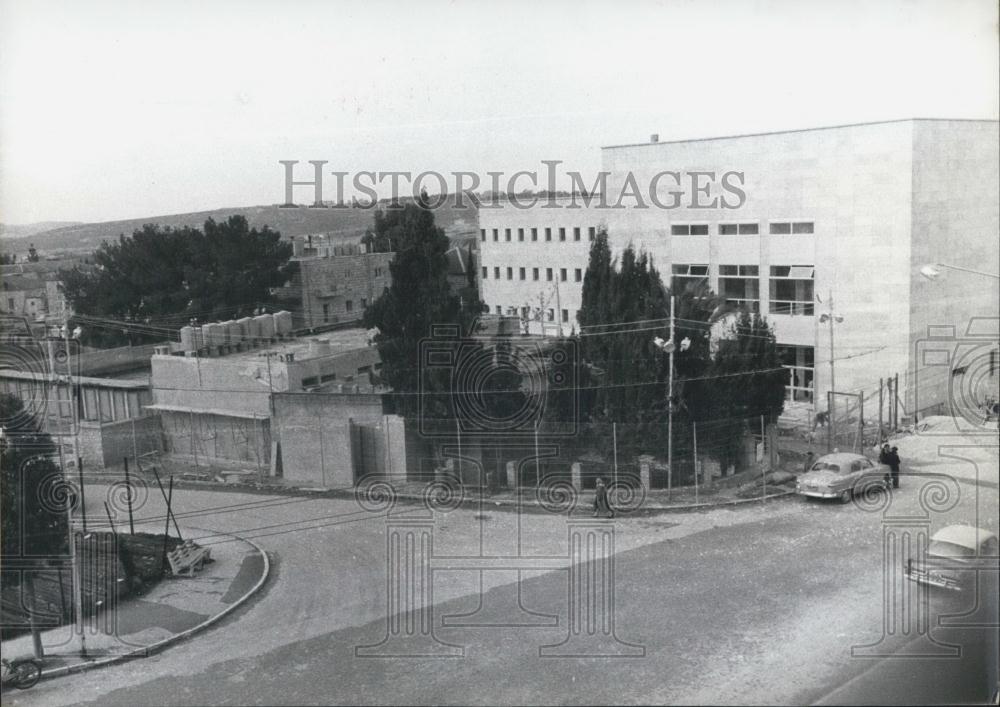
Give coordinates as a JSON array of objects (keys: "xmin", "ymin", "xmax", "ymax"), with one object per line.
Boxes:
[{"xmin": 272, "ymin": 392, "xmax": 406, "ymax": 488}]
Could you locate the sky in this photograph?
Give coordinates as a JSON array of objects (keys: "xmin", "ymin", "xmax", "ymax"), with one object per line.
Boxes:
[{"xmin": 0, "ymin": 0, "xmax": 997, "ymax": 225}]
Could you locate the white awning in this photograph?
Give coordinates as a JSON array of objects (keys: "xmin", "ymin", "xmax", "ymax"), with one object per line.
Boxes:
[{"xmin": 143, "ymin": 403, "xmax": 267, "ymax": 420}]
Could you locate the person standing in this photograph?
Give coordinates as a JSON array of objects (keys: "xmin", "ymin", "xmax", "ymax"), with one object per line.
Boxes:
[
  {"xmin": 593, "ymin": 477, "xmax": 614, "ymax": 518},
  {"xmin": 887, "ymin": 446, "xmax": 901, "ymax": 489},
  {"xmin": 802, "ymin": 451, "xmax": 815, "ymax": 474}
]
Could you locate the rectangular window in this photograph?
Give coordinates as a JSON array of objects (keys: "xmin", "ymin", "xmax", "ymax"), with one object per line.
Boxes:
[
  {"xmin": 361, "ymin": 298, "xmax": 367, "ymax": 309},
  {"xmin": 545, "ymin": 228, "xmax": 552, "ymax": 242},
  {"xmin": 574, "ymin": 268, "xmax": 582, "ymax": 282},
  {"xmin": 533, "ymin": 268, "xmax": 540, "ymax": 281},
  {"xmin": 547, "ymin": 308, "xmax": 554, "ymax": 322},
  {"xmin": 322, "ymin": 303, "xmax": 330, "ymax": 323},
  {"xmin": 561, "ymin": 309, "xmax": 569, "ymax": 323},
  {"xmin": 480, "ymin": 229, "xmax": 486, "ymax": 242},
  {"xmin": 769, "ymin": 221, "xmax": 814, "ymax": 234},
  {"xmin": 505, "ymin": 228, "xmax": 511, "ymax": 241},
  {"xmin": 588, "ymin": 226, "xmax": 596, "ymax": 241},
  {"xmin": 559, "ymin": 227, "xmax": 566, "ymax": 242},
  {"xmin": 719, "ymin": 223, "xmax": 759, "ymax": 235},
  {"xmin": 560, "ymin": 268, "xmax": 567, "ymax": 282},
  {"xmin": 506, "ymin": 267, "xmax": 513, "ymax": 280},
  {"xmin": 518, "ymin": 228, "xmax": 525, "ymax": 242},
  {"xmin": 546, "ymin": 268, "xmax": 553, "ymax": 281},
  {"xmin": 496, "ymin": 305, "xmax": 502, "ymax": 315},
  {"xmin": 482, "ymin": 266, "xmax": 488, "ymax": 280},
  {"xmin": 521, "ymin": 306, "xmax": 530, "ymax": 319},
  {"xmin": 769, "ymin": 265, "xmax": 815, "ymax": 315},
  {"xmin": 494, "ymin": 266, "xmax": 501, "ymax": 279},
  {"xmin": 777, "ymin": 345, "xmax": 815, "ymax": 403},
  {"xmin": 718, "ymin": 264, "xmax": 760, "ymax": 312},
  {"xmin": 671, "ymin": 224, "xmax": 709, "ymax": 236},
  {"xmin": 519, "ymin": 267, "xmax": 526, "ymax": 280},
  {"xmin": 671, "ymin": 264, "xmax": 709, "ymax": 293},
  {"xmin": 531, "ymin": 227, "xmax": 538, "ymax": 241},
  {"xmin": 573, "ymin": 227, "xmax": 581, "ymax": 241},
  {"xmin": 345, "ymin": 300, "xmax": 353, "ymax": 312},
  {"xmin": 492, "ymin": 228, "xmax": 499, "ymax": 241}
]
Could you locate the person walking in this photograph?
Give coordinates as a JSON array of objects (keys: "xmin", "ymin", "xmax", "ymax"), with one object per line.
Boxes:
[
  {"xmin": 887, "ymin": 446, "xmax": 901, "ymax": 489},
  {"xmin": 593, "ymin": 477, "xmax": 614, "ymax": 518}
]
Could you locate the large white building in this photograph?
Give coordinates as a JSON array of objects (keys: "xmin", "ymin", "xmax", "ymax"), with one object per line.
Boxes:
[{"xmin": 478, "ymin": 119, "xmax": 999, "ymax": 419}]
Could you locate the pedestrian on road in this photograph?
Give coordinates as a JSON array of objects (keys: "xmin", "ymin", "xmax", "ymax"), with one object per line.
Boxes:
[
  {"xmin": 593, "ymin": 477, "xmax": 614, "ymax": 518},
  {"xmin": 887, "ymin": 446, "xmax": 901, "ymax": 489},
  {"xmin": 802, "ymin": 451, "xmax": 815, "ymax": 474}
]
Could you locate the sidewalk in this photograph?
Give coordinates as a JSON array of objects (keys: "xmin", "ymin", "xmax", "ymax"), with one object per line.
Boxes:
[
  {"xmin": 360, "ymin": 477, "xmax": 797, "ymax": 515},
  {"xmin": 0, "ymin": 524, "xmax": 269, "ymax": 681}
]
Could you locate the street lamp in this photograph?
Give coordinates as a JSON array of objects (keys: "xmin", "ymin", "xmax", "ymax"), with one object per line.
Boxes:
[{"xmin": 920, "ymin": 263, "xmax": 1000, "ymax": 280}]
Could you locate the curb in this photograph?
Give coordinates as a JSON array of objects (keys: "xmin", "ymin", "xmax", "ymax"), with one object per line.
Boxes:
[
  {"xmin": 34, "ymin": 530, "xmax": 270, "ymax": 683},
  {"xmin": 80, "ymin": 476, "xmax": 797, "ymax": 514},
  {"xmin": 340, "ymin": 485, "xmax": 798, "ymax": 515}
]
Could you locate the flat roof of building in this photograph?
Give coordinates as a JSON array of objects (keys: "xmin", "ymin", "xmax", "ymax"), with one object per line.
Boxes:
[
  {"xmin": 601, "ymin": 117, "xmax": 999, "ymax": 150},
  {"xmin": 203, "ymin": 327, "xmax": 374, "ymax": 363}
]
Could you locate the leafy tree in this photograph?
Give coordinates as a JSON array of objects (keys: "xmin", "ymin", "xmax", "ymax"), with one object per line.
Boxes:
[
  {"xmin": 60, "ymin": 216, "xmax": 293, "ymax": 347},
  {"xmin": 0, "ymin": 394, "xmax": 71, "ymax": 653},
  {"xmin": 1, "ymin": 252, "xmax": 15, "ymax": 264},
  {"xmin": 0, "ymin": 394, "xmax": 69, "ymax": 561},
  {"xmin": 577, "ymin": 234, "xmax": 671, "ymax": 424},
  {"xmin": 690, "ymin": 311, "xmax": 786, "ymax": 469},
  {"xmin": 362, "ymin": 194, "xmax": 483, "ymax": 418}
]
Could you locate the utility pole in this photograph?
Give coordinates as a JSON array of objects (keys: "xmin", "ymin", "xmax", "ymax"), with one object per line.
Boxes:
[
  {"xmin": 825, "ymin": 290, "xmax": 836, "ymax": 395},
  {"xmin": 55, "ymin": 317, "xmax": 87, "ymax": 657},
  {"xmin": 667, "ymin": 294, "xmax": 675, "ymax": 497},
  {"xmin": 554, "ymin": 275, "xmax": 563, "ymax": 338}
]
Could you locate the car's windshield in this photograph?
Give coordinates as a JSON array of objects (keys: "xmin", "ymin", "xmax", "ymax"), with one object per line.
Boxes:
[
  {"xmin": 810, "ymin": 462, "xmax": 843, "ymax": 473},
  {"xmin": 928, "ymin": 541, "xmax": 977, "ymax": 558}
]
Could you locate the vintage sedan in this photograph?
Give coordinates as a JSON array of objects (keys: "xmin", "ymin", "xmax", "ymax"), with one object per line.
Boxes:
[
  {"xmin": 905, "ymin": 525, "xmax": 999, "ymax": 591},
  {"xmin": 795, "ymin": 452, "xmax": 888, "ymax": 503}
]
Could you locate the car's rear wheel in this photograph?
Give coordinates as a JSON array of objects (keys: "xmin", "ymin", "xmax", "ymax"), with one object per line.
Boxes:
[{"xmin": 840, "ymin": 489, "xmax": 852, "ymax": 504}]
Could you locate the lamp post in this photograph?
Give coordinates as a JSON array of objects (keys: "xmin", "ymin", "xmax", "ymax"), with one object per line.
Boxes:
[
  {"xmin": 653, "ymin": 295, "xmax": 676, "ymax": 496},
  {"xmin": 818, "ymin": 292, "xmax": 843, "ymax": 453},
  {"xmin": 919, "ymin": 263, "xmax": 1000, "ymax": 280}
]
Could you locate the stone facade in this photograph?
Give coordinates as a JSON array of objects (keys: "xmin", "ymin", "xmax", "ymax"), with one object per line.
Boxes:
[{"xmin": 277, "ymin": 247, "xmax": 394, "ymax": 330}]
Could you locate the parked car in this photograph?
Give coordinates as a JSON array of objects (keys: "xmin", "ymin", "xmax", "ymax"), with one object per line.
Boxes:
[
  {"xmin": 905, "ymin": 525, "xmax": 999, "ymax": 591},
  {"xmin": 795, "ymin": 452, "xmax": 888, "ymax": 503}
]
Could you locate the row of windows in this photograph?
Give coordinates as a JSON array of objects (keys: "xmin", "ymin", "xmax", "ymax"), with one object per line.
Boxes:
[
  {"xmin": 672, "ymin": 264, "xmax": 815, "ymax": 315},
  {"xmin": 491, "ymin": 304, "xmax": 579, "ymax": 324},
  {"xmin": 481, "ymin": 226, "xmax": 599, "ymax": 243},
  {"xmin": 671, "ymin": 221, "xmax": 814, "ymax": 236},
  {"xmin": 481, "ymin": 221, "xmax": 814, "ymax": 242},
  {"xmin": 482, "ymin": 265, "xmax": 583, "ymax": 283}
]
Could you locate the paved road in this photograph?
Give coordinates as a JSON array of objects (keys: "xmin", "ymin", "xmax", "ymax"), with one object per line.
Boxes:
[{"xmin": 6, "ymin": 461, "xmax": 997, "ymax": 705}]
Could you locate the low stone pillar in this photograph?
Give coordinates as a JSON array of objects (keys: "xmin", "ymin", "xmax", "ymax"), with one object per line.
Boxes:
[
  {"xmin": 505, "ymin": 460, "xmax": 517, "ymax": 489},
  {"xmin": 637, "ymin": 454, "xmax": 653, "ymax": 492},
  {"xmin": 570, "ymin": 462, "xmax": 582, "ymax": 491}
]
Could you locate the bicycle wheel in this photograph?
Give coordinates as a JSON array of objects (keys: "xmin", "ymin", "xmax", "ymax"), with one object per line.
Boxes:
[{"xmin": 12, "ymin": 660, "xmax": 41, "ymax": 689}]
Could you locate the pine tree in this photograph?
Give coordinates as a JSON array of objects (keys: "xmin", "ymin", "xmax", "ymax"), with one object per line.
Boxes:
[{"xmin": 362, "ymin": 194, "xmax": 482, "ymax": 418}]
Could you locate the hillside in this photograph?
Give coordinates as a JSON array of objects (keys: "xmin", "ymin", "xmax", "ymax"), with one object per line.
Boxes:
[
  {"xmin": 0, "ymin": 221, "xmax": 84, "ymax": 239},
  {"xmin": 0, "ymin": 201, "xmax": 479, "ymax": 254}
]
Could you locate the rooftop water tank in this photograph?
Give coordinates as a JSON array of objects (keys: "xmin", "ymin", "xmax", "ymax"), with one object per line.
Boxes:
[
  {"xmin": 254, "ymin": 313, "xmax": 275, "ymax": 341},
  {"xmin": 273, "ymin": 310, "xmax": 293, "ymax": 337},
  {"xmin": 180, "ymin": 326, "xmax": 196, "ymax": 352}
]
